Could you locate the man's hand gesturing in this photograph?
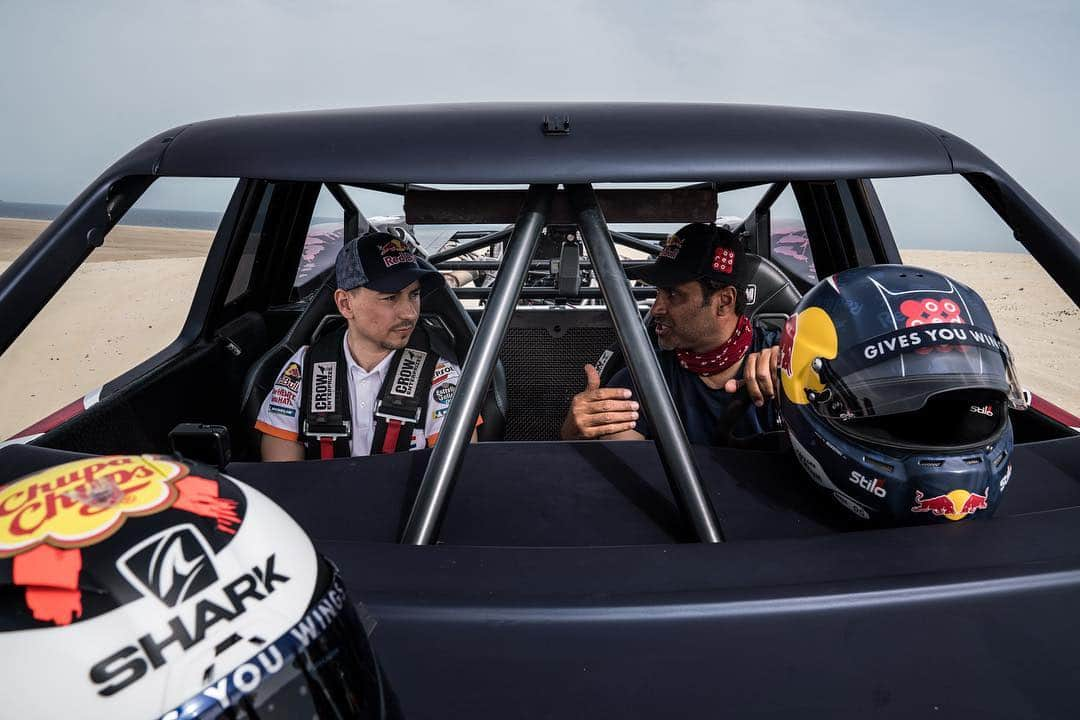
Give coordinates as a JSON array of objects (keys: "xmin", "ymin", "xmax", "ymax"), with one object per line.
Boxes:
[
  {"xmin": 560, "ymin": 363, "xmax": 640, "ymax": 439},
  {"xmin": 723, "ymin": 345, "xmax": 782, "ymax": 406}
]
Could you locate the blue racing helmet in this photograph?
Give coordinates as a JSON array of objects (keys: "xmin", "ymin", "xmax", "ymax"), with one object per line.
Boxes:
[{"xmin": 777, "ymin": 265, "xmax": 1025, "ymax": 524}]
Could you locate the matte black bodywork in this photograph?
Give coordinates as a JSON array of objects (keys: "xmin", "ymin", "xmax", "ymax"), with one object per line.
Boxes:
[{"xmin": 2, "ymin": 103, "xmax": 1079, "ymax": 717}]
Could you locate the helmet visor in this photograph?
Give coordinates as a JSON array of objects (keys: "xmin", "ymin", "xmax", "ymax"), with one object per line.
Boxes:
[
  {"xmin": 830, "ymin": 387, "xmax": 1009, "ymax": 451},
  {"xmin": 163, "ymin": 569, "xmax": 386, "ymax": 720},
  {"xmin": 813, "ymin": 323, "xmax": 1026, "ymax": 420}
]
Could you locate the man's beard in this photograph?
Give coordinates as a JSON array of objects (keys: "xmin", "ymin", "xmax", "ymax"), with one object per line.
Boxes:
[{"xmin": 378, "ymin": 324, "xmax": 415, "ymax": 351}]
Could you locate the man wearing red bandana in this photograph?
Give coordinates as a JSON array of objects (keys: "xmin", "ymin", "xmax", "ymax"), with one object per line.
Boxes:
[{"xmin": 561, "ymin": 223, "xmax": 781, "ymax": 443}]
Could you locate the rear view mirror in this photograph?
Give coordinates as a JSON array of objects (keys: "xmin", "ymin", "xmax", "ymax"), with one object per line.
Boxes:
[{"xmin": 169, "ymin": 423, "xmax": 232, "ymax": 469}]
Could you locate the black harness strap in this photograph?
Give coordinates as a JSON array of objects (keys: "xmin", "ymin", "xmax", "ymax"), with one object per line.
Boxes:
[
  {"xmin": 300, "ymin": 326, "xmax": 352, "ymax": 460},
  {"xmin": 370, "ymin": 329, "xmax": 439, "ymax": 455},
  {"xmin": 299, "ymin": 325, "xmax": 440, "ymax": 459}
]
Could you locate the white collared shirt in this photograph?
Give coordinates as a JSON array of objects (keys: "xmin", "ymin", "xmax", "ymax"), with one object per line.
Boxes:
[{"xmin": 256, "ymin": 333, "xmax": 468, "ymax": 456}]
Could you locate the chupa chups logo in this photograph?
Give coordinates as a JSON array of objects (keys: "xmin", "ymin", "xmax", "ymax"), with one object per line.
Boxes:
[
  {"xmin": 391, "ymin": 348, "xmax": 427, "ymax": 397},
  {"xmin": 0, "ymin": 456, "xmax": 188, "ymax": 558},
  {"xmin": 117, "ymin": 523, "xmax": 218, "ymax": 608},
  {"xmin": 911, "ymin": 487, "xmax": 989, "ymax": 521},
  {"xmin": 311, "ymin": 362, "xmax": 336, "ymax": 413}
]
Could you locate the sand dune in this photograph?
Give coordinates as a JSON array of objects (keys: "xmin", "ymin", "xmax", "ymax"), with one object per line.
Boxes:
[{"xmin": 0, "ymin": 218, "xmax": 1076, "ymax": 439}]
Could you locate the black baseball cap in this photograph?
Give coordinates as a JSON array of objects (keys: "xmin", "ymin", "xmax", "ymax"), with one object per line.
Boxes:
[
  {"xmin": 335, "ymin": 231, "xmax": 442, "ymax": 293},
  {"xmin": 627, "ymin": 223, "xmax": 747, "ymax": 288}
]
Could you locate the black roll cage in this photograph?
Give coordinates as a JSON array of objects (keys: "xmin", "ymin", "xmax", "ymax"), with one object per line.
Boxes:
[{"xmin": 2, "ymin": 104, "xmax": 1078, "ymax": 545}]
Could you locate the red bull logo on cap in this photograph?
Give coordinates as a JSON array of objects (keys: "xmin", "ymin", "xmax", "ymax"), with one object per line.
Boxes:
[
  {"xmin": 911, "ymin": 487, "xmax": 989, "ymax": 521},
  {"xmin": 658, "ymin": 234, "xmax": 683, "ymax": 260},
  {"xmin": 379, "ymin": 237, "xmax": 415, "ymax": 268}
]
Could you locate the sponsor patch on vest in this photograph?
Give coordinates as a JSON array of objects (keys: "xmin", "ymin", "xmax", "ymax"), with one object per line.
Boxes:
[
  {"xmin": 432, "ymin": 361, "xmax": 454, "ymax": 386},
  {"xmin": 391, "ymin": 348, "xmax": 427, "ymax": 398},
  {"xmin": 311, "ymin": 362, "xmax": 336, "ymax": 413},
  {"xmin": 433, "ymin": 382, "xmax": 456, "ymax": 404}
]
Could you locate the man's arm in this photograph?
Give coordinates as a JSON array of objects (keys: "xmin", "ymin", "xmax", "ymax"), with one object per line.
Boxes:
[
  {"xmin": 560, "ymin": 363, "xmax": 643, "ymax": 440},
  {"xmin": 261, "ymin": 433, "xmax": 304, "ymax": 462}
]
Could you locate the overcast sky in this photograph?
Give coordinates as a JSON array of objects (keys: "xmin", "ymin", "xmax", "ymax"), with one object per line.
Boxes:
[{"xmin": 2, "ymin": 0, "xmax": 1077, "ymax": 250}]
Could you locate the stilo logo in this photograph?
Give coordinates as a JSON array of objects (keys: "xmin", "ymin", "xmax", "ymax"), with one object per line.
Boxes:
[{"xmin": 117, "ymin": 524, "xmax": 218, "ymax": 607}]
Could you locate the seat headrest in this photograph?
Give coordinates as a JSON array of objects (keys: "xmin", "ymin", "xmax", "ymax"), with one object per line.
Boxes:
[{"xmin": 741, "ymin": 254, "xmax": 802, "ymax": 319}]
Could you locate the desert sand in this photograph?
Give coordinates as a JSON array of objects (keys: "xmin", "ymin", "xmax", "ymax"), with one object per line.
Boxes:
[{"xmin": 0, "ymin": 218, "xmax": 1076, "ymax": 439}]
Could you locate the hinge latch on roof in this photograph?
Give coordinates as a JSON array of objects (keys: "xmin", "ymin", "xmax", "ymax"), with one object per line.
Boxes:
[{"xmin": 542, "ymin": 115, "xmax": 571, "ymax": 136}]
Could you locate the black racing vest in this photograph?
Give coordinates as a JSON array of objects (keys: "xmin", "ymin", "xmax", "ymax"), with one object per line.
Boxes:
[{"xmin": 299, "ymin": 325, "xmax": 440, "ymax": 459}]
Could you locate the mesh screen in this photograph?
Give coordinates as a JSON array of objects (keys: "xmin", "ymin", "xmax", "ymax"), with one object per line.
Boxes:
[{"xmin": 499, "ymin": 324, "xmax": 618, "ymax": 441}]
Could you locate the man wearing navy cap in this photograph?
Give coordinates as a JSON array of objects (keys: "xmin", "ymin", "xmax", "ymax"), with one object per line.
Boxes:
[
  {"xmin": 560, "ymin": 223, "xmax": 781, "ymax": 444},
  {"xmin": 257, "ymin": 231, "xmax": 478, "ymax": 461}
]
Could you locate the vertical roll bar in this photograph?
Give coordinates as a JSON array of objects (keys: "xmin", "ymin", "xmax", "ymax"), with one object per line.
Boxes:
[
  {"xmin": 401, "ymin": 184, "xmax": 556, "ymax": 545},
  {"xmin": 568, "ymin": 184, "xmax": 724, "ymax": 543}
]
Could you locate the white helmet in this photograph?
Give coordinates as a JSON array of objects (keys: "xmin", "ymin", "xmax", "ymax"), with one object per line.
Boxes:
[{"xmin": 0, "ymin": 455, "xmax": 389, "ymax": 718}]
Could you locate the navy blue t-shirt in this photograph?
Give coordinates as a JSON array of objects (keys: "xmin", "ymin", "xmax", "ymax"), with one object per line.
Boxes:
[{"xmin": 608, "ymin": 328, "xmax": 780, "ymax": 445}]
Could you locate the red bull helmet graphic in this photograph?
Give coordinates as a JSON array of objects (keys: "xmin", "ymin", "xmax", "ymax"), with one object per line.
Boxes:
[
  {"xmin": 778, "ymin": 265, "xmax": 1021, "ymax": 524},
  {"xmin": 0, "ymin": 456, "xmax": 391, "ymax": 719}
]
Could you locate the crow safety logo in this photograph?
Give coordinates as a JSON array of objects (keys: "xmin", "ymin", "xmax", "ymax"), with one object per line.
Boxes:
[
  {"xmin": 0, "ymin": 456, "xmax": 188, "ymax": 557},
  {"xmin": 391, "ymin": 348, "xmax": 427, "ymax": 397}
]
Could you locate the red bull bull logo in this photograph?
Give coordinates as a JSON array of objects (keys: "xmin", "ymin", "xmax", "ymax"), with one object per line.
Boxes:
[
  {"xmin": 379, "ymin": 237, "xmax": 409, "ymax": 255},
  {"xmin": 379, "ymin": 237, "xmax": 415, "ymax": 267},
  {"xmin": 911, "ymin": 487, "xmax": 989, "ymax": 520}
]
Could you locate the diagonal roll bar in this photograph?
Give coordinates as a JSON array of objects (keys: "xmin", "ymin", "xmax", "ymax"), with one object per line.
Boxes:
[
  {"xmin": 568, "ymin": 183, "xmax": 724, "ymax": 543},
  {"xmin": 401, "ymin": 184, "xmax": 555, "ymax": 545}
]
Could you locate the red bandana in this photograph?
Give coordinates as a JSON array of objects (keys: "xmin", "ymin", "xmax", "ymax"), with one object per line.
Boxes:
[{"xmin": 675, "ymin": 315, "xmax": 753, "ymax": 377}]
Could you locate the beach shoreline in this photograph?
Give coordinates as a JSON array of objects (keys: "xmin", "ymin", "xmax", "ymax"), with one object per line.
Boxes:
[{"xmin": 1, "ymin": 218, "xmax": 1076, "ymax": 438}]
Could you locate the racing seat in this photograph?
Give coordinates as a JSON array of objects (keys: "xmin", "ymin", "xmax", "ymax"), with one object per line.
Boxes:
[
  {"xmin": 239, "ymin": 268, "xmax": 508, "ymax": 459},
  {"xmin": 597, "ymin": 253, "xmax": 802, "ymax": 384}
]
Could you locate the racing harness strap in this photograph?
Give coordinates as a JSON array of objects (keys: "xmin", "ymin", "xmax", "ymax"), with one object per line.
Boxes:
[
  {"xmin": 300, "ymin": 326, "xmax": 438, "ymax": 459},
  {"xmin": 370, "ymin": 333, "xmax": 438, "ymax": 455}
]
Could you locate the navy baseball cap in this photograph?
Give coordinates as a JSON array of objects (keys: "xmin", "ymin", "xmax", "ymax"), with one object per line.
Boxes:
[
  {"xmin": 335, "ymin": 231, "xmax": 442, "ymax": 293},
  {"xmin": 627, "ymin": 223, "xmax": 747, "ymax": 289}
]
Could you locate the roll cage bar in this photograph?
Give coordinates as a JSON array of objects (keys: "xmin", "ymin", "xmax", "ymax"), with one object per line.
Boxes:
[{"xmin": 401, "ymin": 184, "xmax": 725, "ymax": 545}]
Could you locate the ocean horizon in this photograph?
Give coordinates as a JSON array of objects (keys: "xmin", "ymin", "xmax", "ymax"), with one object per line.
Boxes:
[
  {"xmin": 0, "ymin": 200, "xmax": 225, "ymax": 231},
  {"xmin": 0, "ymin": 200, "xmax": 1027, "ymax": 253}
]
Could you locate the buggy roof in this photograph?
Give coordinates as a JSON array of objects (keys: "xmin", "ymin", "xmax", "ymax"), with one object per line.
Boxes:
[{"xmin": 129, "ymin": 102, "xmax": 989, "ymax": 184}]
